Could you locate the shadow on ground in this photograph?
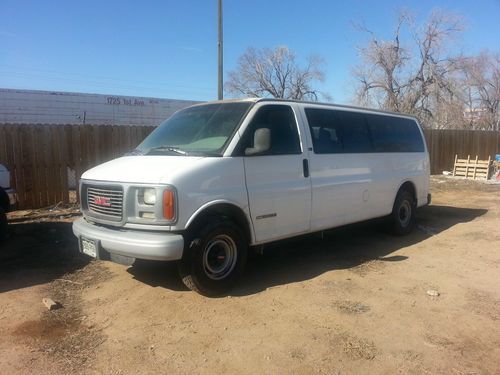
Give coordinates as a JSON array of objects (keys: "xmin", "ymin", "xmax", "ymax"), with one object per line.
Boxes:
[
  {"xmin": 128, "ymin": 261, "xmax": 188, "ymax": 291},
  {"xmin": 0, "ymin": 221, "xmax": 89, "ymax": 293},
  {"xmin": 128, "ymin": 205, "xmax": 487, "ymax": 296},
  {"xmin": 0, "ymin": 205, "xmax": 486, "ymax": 296}
]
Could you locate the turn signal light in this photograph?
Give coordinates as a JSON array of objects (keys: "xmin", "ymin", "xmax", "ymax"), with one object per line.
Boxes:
[{"xmin": 163, "ymin": 190, "xmax": 175, "ymax": 220}]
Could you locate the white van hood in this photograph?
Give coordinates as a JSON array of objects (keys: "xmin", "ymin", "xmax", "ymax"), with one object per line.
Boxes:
[{"xmin": 81, "ymin": 156, "xmax": 204, "ymax": 184}]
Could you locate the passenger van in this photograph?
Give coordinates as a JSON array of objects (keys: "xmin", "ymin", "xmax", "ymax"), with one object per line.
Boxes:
[{"xmin": 73, "ymin": 98, "xmax": 430, "ymax": 296}]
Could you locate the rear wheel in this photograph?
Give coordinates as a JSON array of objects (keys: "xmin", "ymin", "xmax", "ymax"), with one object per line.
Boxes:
[
  {"xmin": 390, "ymin": 190, "xmax": 416, "ymax": 236},
  {"xmin": 178, "ymin": 220, "xmax": 247, "ymax": 297}
]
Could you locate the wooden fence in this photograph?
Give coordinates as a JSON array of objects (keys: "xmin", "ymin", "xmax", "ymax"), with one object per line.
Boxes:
[
  {"xmin": 0, "ymin": 124, "xmax": 155, "ymax": 209},
  {"xmin": 0, "ymin": 124, "xmax": 499, "ymax": 209},
  {"xmin": 422, "ymin": 129, "xmax": 500, "ymax": 175}
]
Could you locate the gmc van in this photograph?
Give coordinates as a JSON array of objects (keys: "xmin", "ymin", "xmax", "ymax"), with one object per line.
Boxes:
[{"xmin": 73, "ymin": 99, "xmax": 430, "ymax": 296}]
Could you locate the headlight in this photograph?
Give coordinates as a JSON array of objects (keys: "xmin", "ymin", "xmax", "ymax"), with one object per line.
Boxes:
[{"xmin": 143, "ymin": 188, "xmax": 156, "ymax": 205}]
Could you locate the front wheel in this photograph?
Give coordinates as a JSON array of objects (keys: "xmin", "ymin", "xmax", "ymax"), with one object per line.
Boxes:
[
  {"xmin": 390, "ymin": 190, "xmax": 416, "ymax": 236},
  {"xmin": 178, "ymin": 220, "xmax": 247, "ymax": 297}
]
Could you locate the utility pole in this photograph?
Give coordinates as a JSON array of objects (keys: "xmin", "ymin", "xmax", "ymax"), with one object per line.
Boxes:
[{"xmin": 217, "ymin": 0, "xmax": 223, "ymax": 100}]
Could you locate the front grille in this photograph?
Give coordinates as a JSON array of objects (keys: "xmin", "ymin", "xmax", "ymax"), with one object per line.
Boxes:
[{"xmin": 86, "ymin": 186, "xmax": 123, "ymax": 220}]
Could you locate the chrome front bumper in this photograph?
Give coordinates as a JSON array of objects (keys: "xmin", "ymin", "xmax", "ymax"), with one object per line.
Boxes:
[{"xmin": 72, "ymin": 217, "xmax": 184, "ymax": 261}]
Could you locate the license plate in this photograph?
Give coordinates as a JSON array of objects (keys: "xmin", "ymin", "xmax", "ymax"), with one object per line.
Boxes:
[{"xmin": 81, "ymin": 237, "xmax": 97, "ymax": 258}]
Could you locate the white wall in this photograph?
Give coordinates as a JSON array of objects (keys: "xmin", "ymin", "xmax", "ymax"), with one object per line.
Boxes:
[{"xmin": 0, "ymin": 88, "xmax": 199, "ymax": 126}]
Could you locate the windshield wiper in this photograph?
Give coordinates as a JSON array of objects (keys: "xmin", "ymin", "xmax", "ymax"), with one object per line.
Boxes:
[{"xmin": 146, "ymin": 146, "xmax": 188, "ymax": 155}]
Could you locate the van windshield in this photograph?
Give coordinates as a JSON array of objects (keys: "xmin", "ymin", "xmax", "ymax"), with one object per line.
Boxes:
[{"xmin": 135, "ymin": 102, "xmax": 253, "ymax": 156}]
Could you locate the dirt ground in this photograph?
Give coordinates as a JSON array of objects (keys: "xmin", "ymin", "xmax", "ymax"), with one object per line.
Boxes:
[{"xmin": 0, "ymin": 176, "xmax": 499, "ymax": 375}]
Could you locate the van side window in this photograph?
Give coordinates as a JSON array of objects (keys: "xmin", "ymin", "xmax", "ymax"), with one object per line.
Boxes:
[
  {"xmin": 335, "ymin": 111, "xmax": 373, "ymax": 153},
  {"xmin": 366, "ymin": 114, "xmax": 424, "ymax": 152},
  {"xmin": 305, "ymin": 108, "xmax": 372, "ymax": 153},
  {"xmin": 240, "ymin": 105, "xmax": 301, "ymax": 155},
  {"xmin": 304, "ymin": 109, "xmax": 342, "ymax": 153}
]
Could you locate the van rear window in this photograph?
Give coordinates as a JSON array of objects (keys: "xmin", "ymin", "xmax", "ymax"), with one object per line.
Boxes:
[{"xmin": 365, "ymin": 113, "xmax": 424, "ymax": 152}]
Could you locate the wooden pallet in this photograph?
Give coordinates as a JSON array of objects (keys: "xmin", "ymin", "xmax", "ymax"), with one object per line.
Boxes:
[{"xmin": 452, "ymin": 155, "xmax": 491, "ymax": 180}]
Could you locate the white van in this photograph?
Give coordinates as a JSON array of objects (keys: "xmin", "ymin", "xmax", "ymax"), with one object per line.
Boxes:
[{"xmin": 73, "ymin": 99, "xmax": 430, "ymax": 295}]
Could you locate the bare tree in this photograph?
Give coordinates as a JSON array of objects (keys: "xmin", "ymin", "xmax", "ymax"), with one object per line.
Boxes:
[
  {"xmin": 225, "ymin": 46, "xmax": 328, "ymax": 101},
  {"xmin": 354, "ymin": 10, "xmax": 465, "ymax": 128},
  {"xmin": 461, "ymin": 52, "xmax": 500, "ymax": 130}
]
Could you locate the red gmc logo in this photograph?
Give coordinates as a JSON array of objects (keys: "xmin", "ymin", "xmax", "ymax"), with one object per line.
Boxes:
[{"xmin": 93, "ymin": 196, "xmax": 112, "ymax": 207}]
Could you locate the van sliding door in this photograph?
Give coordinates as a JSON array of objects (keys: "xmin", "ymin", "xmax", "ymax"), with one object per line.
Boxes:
[{"xmin": 303, "ymin": 108, "xmax": 374, "ymax": 231}]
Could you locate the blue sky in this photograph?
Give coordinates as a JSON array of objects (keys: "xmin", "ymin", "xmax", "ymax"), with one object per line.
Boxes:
[{"xmin": 1, "ymin": 0, "xmax": 499, "ymax": 103}]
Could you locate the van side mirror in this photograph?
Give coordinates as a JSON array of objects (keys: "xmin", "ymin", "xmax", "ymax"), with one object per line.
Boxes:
[{"xmin": 245, "ymin": 128, "xmax": 271, "ymax": 156}]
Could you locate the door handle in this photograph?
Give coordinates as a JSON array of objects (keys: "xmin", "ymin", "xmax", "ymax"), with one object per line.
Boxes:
[{"xmin": 303, "ymin": 159, "xmax": 309, "ymax": 178}]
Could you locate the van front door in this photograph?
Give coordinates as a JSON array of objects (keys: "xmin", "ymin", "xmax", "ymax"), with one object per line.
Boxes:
[{"xmin": 239, "ymin": 104, "xmax": 311, "ymax": 244}]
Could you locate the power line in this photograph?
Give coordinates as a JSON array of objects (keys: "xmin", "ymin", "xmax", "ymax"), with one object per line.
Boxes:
[{"xmin": 0, "ymin": 66, "xmax": 215, "ymax": 93}]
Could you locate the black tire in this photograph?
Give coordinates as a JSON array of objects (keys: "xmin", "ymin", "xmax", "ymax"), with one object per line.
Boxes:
[
  {"xmin": 178, "ymin": 220, "xmax": 247, "ymax": 297},
  {"xmin": 390, "ymin": 190, "xmax": 416, "ymax": 236},
  {"xmin": 0, "ymin": 206, "xmax": 8, "ymax": 242}
]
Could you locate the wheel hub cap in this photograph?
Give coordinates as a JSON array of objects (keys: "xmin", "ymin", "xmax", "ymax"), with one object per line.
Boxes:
[
  {"xmin": 203, "ymin": 234, "xmax": 237, "ymax": 280},
  {"xmin": 399, "ymin": 200, "xmax": 411, "ymax": 227}
]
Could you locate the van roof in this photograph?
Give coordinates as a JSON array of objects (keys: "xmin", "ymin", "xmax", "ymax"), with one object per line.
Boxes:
[{"xmin": 195, "ymin": 97, "xmax": 419, "ymax": 122}]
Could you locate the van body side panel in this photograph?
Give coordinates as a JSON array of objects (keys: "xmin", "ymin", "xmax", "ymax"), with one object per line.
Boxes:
[
  {"xmin": 307, "ymin": 153, "xmax": 373, "ymax": 231},
  {"xmin": 392, "ymin": 152, "xmax": 429, "ymax": 207},
  {"xmin": 309, "ymin": 152, "xmax": 428, "ymax": 230},
  {"xmin": 417, "ymin": 155, "xmax": 431, "ymax": 207},
  {"xmin": 363, "ymin": 152, "xmax": 428, "ymax": 219},
  {"xmin": 416, "ymin": 122, "xmax": 431, "ymax": 207},
  {"xmin": 167, "ymin": 157, "xmax": 252, "ymax": 236}
]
